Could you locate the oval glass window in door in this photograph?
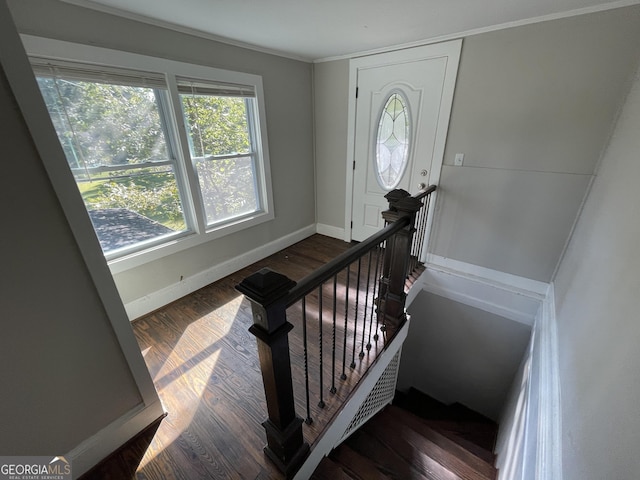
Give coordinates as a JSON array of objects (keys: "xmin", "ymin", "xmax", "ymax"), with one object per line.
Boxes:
[{"xmin": 375, "ymin": 92, "xmax": 410, "ymax": 190}]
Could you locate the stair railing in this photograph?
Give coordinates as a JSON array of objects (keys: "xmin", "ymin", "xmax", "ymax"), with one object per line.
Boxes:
[{"xmin": 236, "ymin": 186, "xmax": 436, "ymax": 475}]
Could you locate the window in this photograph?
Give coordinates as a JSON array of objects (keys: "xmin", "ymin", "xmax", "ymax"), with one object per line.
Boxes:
[
  {"xmin": 26, "ymin": 38, "xmax": 273, "ymax": 270},
  {"xmin": 375, "ymin": 92, "xmax": 410, "ymax": 190},
  {"xmin": 177, "ymin": 77, "xmax": 260, "ymax": 227}
]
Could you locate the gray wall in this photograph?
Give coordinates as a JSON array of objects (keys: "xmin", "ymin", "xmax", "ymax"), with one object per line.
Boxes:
[
  {"xmin": 553, "ymin": 61, "xmax": 640, "ymax": 480},
  {"xmin": 0, "ymin": 7, "xmax": 142, "ymax": 454},
  {"xmin": 314, "ymin": 59, "xmax": 350, "ymax": 230},
  {"xmin": 398, "ymin": 292, "xmax": 531, "ymax": 420},
  {"xmin": 315, "ymin": 6, "xmax": 640, "ymax": 283},
  {"xmin": 432, "ymin": 6, "xmax": 640, "ymax": 282},
  {"xmin": 8, "ymin": 0, "xmax": 316, "ymax": 305}
]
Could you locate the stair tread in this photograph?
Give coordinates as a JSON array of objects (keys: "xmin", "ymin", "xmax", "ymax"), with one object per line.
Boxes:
[
  {"xmin": 311, "ymin": 456, "xmax": 357, "ymax": 480},
  {"xmin": 394, "ymin": 389, "xmax": 498, "ymax": 454},
  {"xmin": 345, "ymin": 429, "xmax": 455, "ymax": 480},
  {"xmin": 430, "ymin": 429, "xmax": 496, "ymax": 465},
  {"xmin": 399, "ymin": 389, "xmax": 496, "ymax": 425},
  {"xmin": 330, "ymin": 444, "xmax": 394, "ymax": 480},
  {"xmin": 363, "ymin": 409, "xmax": 494, "ymax": 480},
  {"xmin": 414, "ymin": 419, "xmax": 497, "ymax": 455},
  {"xmin": 385, "ymin": 406, "xmax": 497, "ymax": 479}
]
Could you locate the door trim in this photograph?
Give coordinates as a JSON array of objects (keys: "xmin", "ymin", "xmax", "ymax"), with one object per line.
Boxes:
[{"xmin": 344, "ymin": 40, "xmax": 462, "ymax": 244}]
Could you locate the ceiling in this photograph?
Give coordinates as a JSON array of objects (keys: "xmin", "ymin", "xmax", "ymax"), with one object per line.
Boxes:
[{"xmin": 62, "ymin": 0, "xmax": 636, "ymax": 61}]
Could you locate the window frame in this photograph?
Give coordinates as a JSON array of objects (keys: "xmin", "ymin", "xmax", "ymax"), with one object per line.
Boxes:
[{"xmin": 22, "ymin": 35, "xmax": 275, "ymax": 274}]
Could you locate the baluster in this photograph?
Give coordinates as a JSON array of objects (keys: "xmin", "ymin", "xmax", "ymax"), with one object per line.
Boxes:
[
  {"xmin": 340, "ymin": 264, "xmax": 350, "ymax": 381},
  {"xmin": 317, "ymin": 285, "xmax": 325, "ymax": 409},
  {"xmin": 367, "ymin": 243, "xmax": 383, "ymax": 349},
  {"xmin": 350, "ymin": 258, "xmax": 361, "ymax": 369},
  {"xmin": 330, "ymin": 276, "xmax": 337, "ymax": 395},
  {"xmin": 302, "ymin": 296, "xmax": 312, "ymax": 424},
  {"xmin": 360, "ymin": 250, "xmax": 373, "ymax": 358}
]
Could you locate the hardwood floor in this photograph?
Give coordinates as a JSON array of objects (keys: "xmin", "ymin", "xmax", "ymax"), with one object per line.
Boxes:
[{"xmin": 84, "ymin": 234, "xmax": 392, "ymax": 480}]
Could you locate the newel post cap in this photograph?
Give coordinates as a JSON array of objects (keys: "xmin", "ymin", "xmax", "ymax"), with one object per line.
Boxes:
[{"xmin": 236, "ymin": 268, "xmax": 296, "ymax": 306}]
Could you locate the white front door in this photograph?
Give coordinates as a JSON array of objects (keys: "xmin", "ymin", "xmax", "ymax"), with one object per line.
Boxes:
[{"xmin": 350, "ymin": 40, "xmax": 461, "ymax": 241}]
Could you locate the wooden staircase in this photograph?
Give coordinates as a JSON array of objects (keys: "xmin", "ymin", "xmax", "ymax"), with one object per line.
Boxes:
[{"xmin": 311, "ymin": 388, "xmax": 498, "ymax": 480}]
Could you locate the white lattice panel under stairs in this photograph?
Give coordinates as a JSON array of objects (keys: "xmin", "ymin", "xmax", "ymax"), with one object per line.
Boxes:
[
  {"xmin": 336, "ymin": 349, "xmax": 401, "ymax": 445},
  {"xmin": 293, "ymin": 320, "xmax": 409, "ymax": 480}
]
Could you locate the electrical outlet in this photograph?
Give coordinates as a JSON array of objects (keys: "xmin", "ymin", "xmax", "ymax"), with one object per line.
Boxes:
[{"xmin": 454, "ymin": 153, "xmax": 464, "ymax": 166}]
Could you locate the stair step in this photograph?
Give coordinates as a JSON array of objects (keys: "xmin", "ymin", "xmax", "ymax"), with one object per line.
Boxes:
[
  {"xmin": 385, "ymin": 406, "xmax": 497, "ymax": 479},
  {"xmin": 345, "ymin": 429, "xmax": 448, "ymax": 480},
  {"xmin": 330, "ymin": 444, "xmax": 394, "ymax": 480},
  {"xmin": 311, "ymin": 456, "xmax": 357, "ymax": 480},
  {"xmin": 394, "ymin": 389, "xmax": 452, "ymax": 420},
  {"xmin": 448, "ymin": 403, "xmax": 496, "ymax": 425},
  {"xmin": 363, "ymin": 409, "xmax": 493, "ymax": 480},
  {"xmin": 429, "ymin": 428, "xmax": 496, "ymax": 465},
  {"xmin": 399, "ymin": 389, "xmax": 495, "ymax": 424},
  {"xmin": 395, "ymin": 389, "xmax": 498, "ymax": 454}
]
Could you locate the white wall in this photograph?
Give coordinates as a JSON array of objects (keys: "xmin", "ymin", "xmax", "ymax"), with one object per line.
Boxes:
[
  {"xmin": 0, "ymin": 1, "xmax": 160, "ymax": 471},
  {"xmin": 8, "ymin": 0, "xmax": 316, "ymax": 309},
  {"xmin": 553, "ymin": 59, "xmax": 640, "ymax": 480},
  {"xmin": 398, "ymin": 291, "xmax": 531, "ymax": 420},
  {"xmin": 314, "ymin": 6, "xmax": 640, "ymax": 284}
]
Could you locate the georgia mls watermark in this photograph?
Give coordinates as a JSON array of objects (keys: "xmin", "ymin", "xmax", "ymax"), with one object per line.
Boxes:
[{"xmin": 0, "ymin": 456, "xmax": 71, "ymax": 480}]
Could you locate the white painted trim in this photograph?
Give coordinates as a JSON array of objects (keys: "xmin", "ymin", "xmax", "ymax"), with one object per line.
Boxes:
[
  {"xmin": 315, "ymin": 223, "xmax": 345, "ymax": 240},
  {"xmin": 426, "ymin": 254, "xmax": 549, "ymax": 296},
  {"xmin": 315, "ymin": 0, "xmax": 640, "ymax": 63},
  {"xmin": 0, "ymin": 0, "xmax": 161, "ymax": 444},
  {"xmin": 124, "ymin": 224, "xmax": 316, "ymax": 319},
  {"xmin": 494, "ymin": 283, "xmax": 562, "ymax": 480},
  {"xmin": 421, "ymin": 255, "xmax": 547, "ymax": 326},
  {"xmin": 293, "ymin": 319, "xmax": 409, "ymax": 480},
  {"xmin": 67, "ymin": 400, "xmax": 165, "ymax": 478},
  {"xmin": 535, "ymin": 283, "xmax": 563, "ymax": 480},
  {"xmin": 58, "ymin": 0, "xmax": 311, "ymax": 62}
]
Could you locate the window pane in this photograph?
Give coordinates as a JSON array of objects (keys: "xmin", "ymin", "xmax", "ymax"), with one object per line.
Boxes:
[
  {"xmin": 36, "ymin": 77, "xmax": 188, "ymax": 254},
  {"xmin": 375, "ymin": 92, "xmax": 410, "ymax": 190},
  {"xmin": 180, "ymin": 94, "xmax": 251, "ymax": 157},
  {"xmin": 195, "ymin": 156, "xmax": 258, "ymax": 225},
  {"xmin": 180, "ymin": 93, "xmax": 261, "ymax": 226}
]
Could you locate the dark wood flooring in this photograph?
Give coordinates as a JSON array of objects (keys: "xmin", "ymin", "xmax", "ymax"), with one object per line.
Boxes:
[{"xmin": 83, "ymin": 234, "xmax": 392, "ymax": 480}]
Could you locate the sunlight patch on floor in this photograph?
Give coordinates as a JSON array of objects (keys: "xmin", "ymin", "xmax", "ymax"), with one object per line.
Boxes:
[{"xmin": 137, "ymin": 296, "xmax": 243, "ymax": 470}]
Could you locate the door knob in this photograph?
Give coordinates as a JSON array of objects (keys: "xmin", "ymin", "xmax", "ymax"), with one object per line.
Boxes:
[{"xmin": 418, "ymin": 183, "xmax": 426, "ymax": 190}]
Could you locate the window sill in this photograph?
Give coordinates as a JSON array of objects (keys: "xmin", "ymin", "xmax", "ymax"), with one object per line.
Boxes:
[{"xmin": 107, "ymin": 209, "xmax": 274, "ymax": 274}]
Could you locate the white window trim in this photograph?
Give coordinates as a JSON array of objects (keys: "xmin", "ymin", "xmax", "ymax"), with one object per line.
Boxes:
[{"xmin": 21, "ymin": 35, "xmax": 275, "ymax": 274}]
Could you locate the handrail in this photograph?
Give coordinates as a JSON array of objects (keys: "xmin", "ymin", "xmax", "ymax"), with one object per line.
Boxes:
[
  {"xmin": 285, "ymin": 216, "xmax": 410, "ymax": 307},
  {"xmin": 414, "ymin": 184, "xmax": 437, "ymax": 201}
]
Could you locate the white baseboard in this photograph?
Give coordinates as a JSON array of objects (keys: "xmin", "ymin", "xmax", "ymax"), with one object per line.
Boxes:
[
  {"xmin": 124, "ymin": 224, "xmax": 316, "ymax": 320},
  {"xmin": 68, "ymin": 399, "xmax": 165, "ymax": 478},
  {"xmin": 421, "ymin": 254, "xmax": 547, "ymax": 326},
  {"xmin": 316, "ymin": 223, "xmax": 345, "ymax": 240}
]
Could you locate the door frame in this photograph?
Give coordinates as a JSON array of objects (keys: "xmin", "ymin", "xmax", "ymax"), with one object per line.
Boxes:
[{"xmin": 343, "ymin": 40, "xmax": 462, "ymax": 253}]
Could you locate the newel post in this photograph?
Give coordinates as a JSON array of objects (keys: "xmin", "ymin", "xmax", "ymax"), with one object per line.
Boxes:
[
  {"xmin": 236, "ymin": 268, "xmax": 309, "ymax": 476},
  {"xmin": 379, "ymin": 189, "xmax": 423, "ymax": 335}
]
